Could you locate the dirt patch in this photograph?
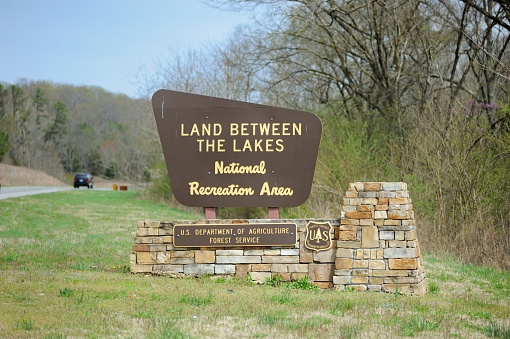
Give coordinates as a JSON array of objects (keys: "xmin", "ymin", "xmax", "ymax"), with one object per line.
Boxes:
[{"xmin": 0, "ymin": 163, "xmax": 133, "ymax": 189}]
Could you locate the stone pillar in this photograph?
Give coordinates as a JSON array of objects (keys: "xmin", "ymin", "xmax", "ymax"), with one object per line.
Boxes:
[{"xmin": 333, "ymin": 182, "xmax": 426, "ymax": 295}]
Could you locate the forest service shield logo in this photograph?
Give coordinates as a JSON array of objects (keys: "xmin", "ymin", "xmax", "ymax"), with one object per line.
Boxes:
[{"xmin": 305, "ymin": 221, "xmax": 332, "ymax": 252}]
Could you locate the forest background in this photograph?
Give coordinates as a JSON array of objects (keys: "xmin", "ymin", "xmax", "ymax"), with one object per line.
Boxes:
[{"xmin": 1, "ymin": 0, "xmax": 509, "ymax": 270}]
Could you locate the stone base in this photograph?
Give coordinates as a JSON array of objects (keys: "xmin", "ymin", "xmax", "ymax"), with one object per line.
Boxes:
[{"xmin": 130, "ymin": 182, "xmax": 426, "ymax": 295}]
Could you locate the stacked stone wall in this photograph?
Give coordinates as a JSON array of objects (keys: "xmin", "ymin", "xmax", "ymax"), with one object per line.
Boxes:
[
  {"xmin": 130, "ymin": 182, "xmax": 426, "ymax": 295},
  {"xmin": 334, "ymin": 182, "xmax": 426, "ymax": 295},
  {"xmin": 130, "ymin": 219, "xmax": 339, "ymax": 288}
]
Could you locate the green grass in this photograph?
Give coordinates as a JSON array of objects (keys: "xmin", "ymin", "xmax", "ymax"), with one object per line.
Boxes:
[{"xmin": 0, "ymin": 190, "xmax": 509, "ymax": 338}]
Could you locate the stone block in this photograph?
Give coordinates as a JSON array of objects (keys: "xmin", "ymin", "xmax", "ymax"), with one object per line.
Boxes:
[
  {"xmin": 132, "ymin": 244, "xmax": 150, "ymax": 252},
  {"xmin": 352, "ymin": 269, "xmax": 370, "ymax": 276},
  {"xmin": 170, "ymin": 258, "xmax": 195, "ymax": 265},
  {"xmin": 184, "ymin": 264, "xmax": 215, "ymax": 275},
  {"xmin": 388, "ymin": 211, "xmax": 411, "ymax": 220},
  {"xmin": 313, "ymin": 282, "xmax": 333, "ymax": 289},
  {"xmin": 388, "ymin": 240, "xmax": 407, "ymax": 248},
  {"xmin": 369, "ymin": 260, "xmax": 386, "ymax": 270},
  {"xmin": 309, "ymin": 264, "xmax": 334, "ymax": 282},
  {"xmin": 367, "ymin": 285, "xmax": 382, "ymax": 292},
  {"xmin": 352, "ymin": 276, "xmax": 369, "ymax": 284},
  {"xmin": 361, "ymin": 226, "xmax": 379, "ymax": 248},
  {"xmin": 156, "ymin": 252, "xmax": 170, "ymax": 264},
  {"xmin": 371, "ymin": 269, "xmax": 410, "ymax": 277},
  {"xmin": 388, "ymin": 258, "xmax": 418, "ymax": 270},
  {"xmin": 341, "ymin": 218, "xmax": 360, "ymax": 225},
  {"xmin": 369, "ymin": 277, "xmax": 384, "ymax": 284},
  {"xmin": 384, "ymin": 219, "xmax": 402, "ymax": 226},
  {"xmin": 195, "ymin": 251, "xmax": 215, "ymax": 264},
  {"xmin": 405, "ymin": 230, "xmax": 416, "ymax": 241},
  {"xmin": 359, "ymin": 219, "xmax": 374, "ymax": 226},
  {"xmin": 250, "ymin": 271, "xmax": 271, "ymax": 284},
  {"xmin": 336, "ymin": 248, "xmax": 354, "ymax": 258},
  {"xmin": 345, "ymin": 211, "xmax": 373, "ymax": 219},
  {"xmin": 217, "ymin": 256, "xmax": 261, "ymax": 264},
  {"xmin": 215, "ymin": 265, "xmax": 236, "ymax": 274},
  {"xmin": 395, "ymin": 231, "xmax": 405, "ymax": 241},
  {"xmin": 244, "ymin": 250, "xmax": 264, "ymax": 256},
  {"xmin": 236, "ymin": 264, "xmax": 251, "ymax": 279},
  {"xmin": 171, "ymin": 251, "xmax": 194, "ymax": 258},
  {"xmin": 337, "ymin": 241, "xmax": 361, "ymax": 248},
  {"xmin": 300, "ymin": 247, "xmax": 313, "ymax": 263},
  {"xmin": 281, "ymin": 248, "xmax": 299, "ymax": 256},
  {"xmin": 156, "ymin": 264, "xmax": 183, "ymax": 273},
  {"xmin": 389, "ymin": 198, "xmax": 411, "ymax": 205},
  {"xmin": 136, "ymin": 228, "xmax": 159, "ymax": 237},
  {"xmin": 216, "ymin": 250, "xmax": 244, "ymax": 256},
  {"xmin": 379, "ymin": 231, "xmax": 394, "ymax": 240},
  {"xmin": 291, "ymin": 272, "xmax": 308, "ymax": 281},
  {"xmin": 252, "ymin": 264, "xmax": 271, "ymax": 271},
  {"xmin": 288, "ymin": 264, "xmax": 309, "ymax": 273},
  {"xmin": 374, "ymin": 211, "xmax": 388, "ymax": 219},
  {"xmin": 339, "ymin": 230, "xmax": 357, "ymax": 241},
  {"xmin": 384, "ymin": 248, "xmax": 416, "ymax": 259},
  {"xmin": 364, "ymin": 182, "xmax": 382, "ymax": 191},
  {"xmin": 361, "ymin": 198, "xmax": 378, "ymax": 205},
  {"xmin": 333, "ymin": 275, "xmax": 351, "ymax": 285},
  {"xmin": 356, "ymin": 249, "xmax": 371, "ymax": 260},
  {"xmin": 314, "ymin": 248, "xmax": 336, "ymax": 263},
  {"xmin": 263, "ymin": 249, "xmax": 281, "ymax": 255},
  {"xmin": 345, "ymin": 190, "xmax": 358, "ymax": 198},
  {"xmin": 358, "ymin": 192, "xmax": 377, "ymax": 198},
  {"xmin": 382, "ymin": 182, "xmax": 404, "ymax": 191},
  {"xmin": 272, "ymin": 264, "xmax": 289, "ymax": 273},
  {"xmin": 137, "ymin": 252, "xmax": 156, "ymax": 264},
  {"xmin": 130, "ymin": 263, "xmax": 152, "ymax": 273},
  {"xmin": 357, "ymin": 205, "xmax": 375, "ymax": 212},
  {"xmin": 335, "ymin": 258, "xmax": 353, "ymax": 270},
  {"xmin": 353, "ymin": 260, "xmax": 368, "ymax": 269},
  {"xmin": 262, "ymin": 256, "xmax": 299, "ymax": 264},
  {"xmin": 377, "ymin": 191, "xmax": 397, "ymax": 198},
  {"xmin": 351, "ymin": 285, "xmax": 368, "ymax": 291}
]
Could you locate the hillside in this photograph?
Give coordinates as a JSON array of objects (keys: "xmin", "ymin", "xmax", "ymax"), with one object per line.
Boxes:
[{"xmin": 0, "ymin": 163, "xmax": 66, "ymax": 186}]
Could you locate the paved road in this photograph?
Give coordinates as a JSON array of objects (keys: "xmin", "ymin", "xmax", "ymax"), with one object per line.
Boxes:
[{"xmin": 0, "ymin": 186, "xmax": 84, "ymax": 200}]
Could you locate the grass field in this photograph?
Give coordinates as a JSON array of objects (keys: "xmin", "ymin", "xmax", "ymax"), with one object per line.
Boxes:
[{"xmin": 0, "ymin": 190, "xmax": 509, "ymax": 338}]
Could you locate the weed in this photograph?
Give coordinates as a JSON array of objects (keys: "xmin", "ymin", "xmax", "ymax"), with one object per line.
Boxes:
[
  {"xmin": 58, "ymin": 287, "xmax": 74, "ymax": 297},
  {"xmin": 179, "ymin": 293, "xmax": 213, "ymax": 306},
  {"xmin": 265, "ymin": 274, "xmax": 284, "ymax": 287},
  {"xmin": 331, "ymin": 299, "xmax": 355, "ymax": 316},
  {"xmin": 290, "ymin": 276, "xmax": 319, "ymax": 290},
  {"xmin": 336, "ymin": 324, "xmax": 360, "ymax": 339},
  {"xmin": 13, "ymin": 293, "xmax": 30, "ymax": 302},
  {"xmin": 270, "ymin": 288, "xmax": 295, "ymax": 305},
  {"xmin": 428, "ymin": 281, "xmax": 440, "ymax": 294},
  {"xmin": 75, "ymin": 290, "xmax": 85, "ymax": 305},
  {"xmin": 467, "ymin": 310, "xmax": 492, "ymax": 320},
  {"xmin": 483, "ymin": 321, "xmax": 510, "ymax": 338},
  {"xmin": 16, "ymin": 318, "xmax": 34, "ymax": 331},
  {"xmin": 157, "ymin": 317, "xmax": 193, "ymax": 339},
  {"xmin": 257, "ymin": 311, "xmax": 287, "ymax": 326},
  {"xmin": 400, "ymin": 316, "xmax": 439, "ymax": 336}
]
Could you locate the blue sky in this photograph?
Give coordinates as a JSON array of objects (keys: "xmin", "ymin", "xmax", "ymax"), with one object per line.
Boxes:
[{"xmin": 0, "ymin": 0, "xmax": 252, "ymax": 98}]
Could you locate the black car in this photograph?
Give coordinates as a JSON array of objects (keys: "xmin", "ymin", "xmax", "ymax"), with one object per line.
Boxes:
[{"xmin": 74, "ymin": 173, "xmax": 93, "ymax": 189}]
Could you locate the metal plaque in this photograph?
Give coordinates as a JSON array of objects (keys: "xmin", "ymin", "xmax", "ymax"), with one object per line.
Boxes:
[
  {"xmin": 304, "ymin": 221, "xmax": 333, "ymax": 252},
  {"xmin": 152, "ymin": 90, "xmax": 322, "ymax": 207},
  {"xmin": 173, "ymin": 223, "xmax": 297, "ymax": 247}
]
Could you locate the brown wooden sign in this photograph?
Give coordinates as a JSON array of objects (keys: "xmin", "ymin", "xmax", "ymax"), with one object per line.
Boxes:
[
  {"xmin": 173, "ymin": 223, "xmax": 297, "ymax": 247},
  {"xmin": 152, "ymin": 90, "xmax": 322, "ymax": 207}
]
